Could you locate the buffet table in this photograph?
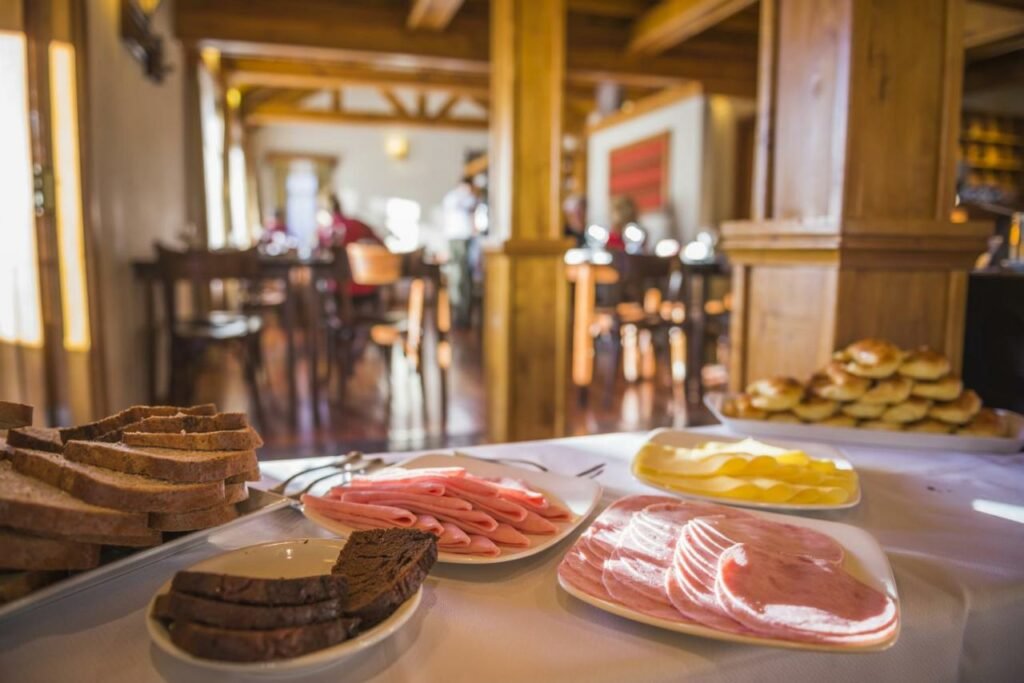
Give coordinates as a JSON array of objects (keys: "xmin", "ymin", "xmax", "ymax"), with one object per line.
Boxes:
[{"xmin": 2, "ymin": 429, "xmax": 1022, "ymax": 682}]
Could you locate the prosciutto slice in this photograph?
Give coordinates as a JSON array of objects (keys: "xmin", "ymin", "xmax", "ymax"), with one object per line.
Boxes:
[{"xmin": 716, "ymin": 544, "xmax": 897, "ymax": 644}]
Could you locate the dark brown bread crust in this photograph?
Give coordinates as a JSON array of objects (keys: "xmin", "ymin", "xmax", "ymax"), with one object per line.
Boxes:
[
  {"xmin": 6, "ymin": 427, "xmax": 63, "ymax": 453},
  {"xmin": 133, "ymin": 413, "xmax": 248, "ymax": 434},
  {"xmin": 122, "ymin": 427, "xmax": 264, "ymax": 451},
  {"xmin": 148, "ymin": 499, "xmax": 242, "ymax": 532},
  {"xmin": 63, "ymin": 440, "xmax": 257, "ymax": 483},
  {"xmin": 0, "ymin": 401, "xmax": 33, "ymax": 430},
  {"xmin": 226, "ymin": 467, "xmax": 261, "ymax": 484},
  {"xmin": 331, "ymin": 528, "xmax": 437, "ymax": 627},
  {"xmin": 59, "ymin": 404, "xmax": 217, "ymax": 443},
  {"xmin": 162, "ymin": 590, "xmax": 348, "ymax": 630},
  {"xmin": 168, "ymin": 617, "xmax": 361, "ymax": 662},
  {"xmin": 172, "ymin": 571, "xmax": 349, "ymax": 606},
  {"xmin": 0, "ymin": 527, "xmax": 101, "ymax": 571}
]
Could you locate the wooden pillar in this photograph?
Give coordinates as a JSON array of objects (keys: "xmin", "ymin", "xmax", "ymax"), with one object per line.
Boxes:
[
  {"xmin": 484, "ymin": 0, "xmax": 570, "ymax": 442},
  {"xmin": 723, "ymin": 0, "xmax": 989, "ymax": 390},
  {"xmin": 183, "ymin": 46, "xmax": 208, "ymax": 244}
]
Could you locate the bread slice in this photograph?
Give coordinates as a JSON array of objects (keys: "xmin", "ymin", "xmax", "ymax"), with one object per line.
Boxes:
[
  {"xmin": 6, "ymin": 427, "xmax": 63, "ymax": 453},
  {"xmin": 331, "ymin": 528, "xmax": 437, "ymax": 627},
  {"xmin": 0, "ymin": 401, "xmax": 33, "ymax": 430},
  {"xmin": 149, "ymin": 499, "xmax": 244, "ymax": 533},
  {"xmin": 167, "ymin": 617, "xmax": 360, "ymax": 662},
  {"xmin": 172, "ymin": 571, "xmax": 349, "ymax": 606},
  {"xmin": 29, "ymin": 527, "xmax": 163, "ymax": 548},
  {"xmin": 0, "ymin": 527, "xmax": 101, "ymax": 571},
  {"xmin": 131, "ymin": 413, "xmax": 248, "ymax": 434},
  {"xmin": 0, "ymin": 459, "xmax": 150, "ymax": 537},
  {"xmin": 59, "ymin": 404, "xmax": 217, "ymax": 443},
  {"xmin": 0, "ymin": 570, "xmax": 66, "ymax": 604},
  {"xmin": 122, "ymin": 427, "xmax": 263, "ymax": 451},
  {"xmin": 161, "ymin": 589, "xmax": 347, "ymax": 629},
  {"xmin": 8, "ymin": 447, "xmax": 226, "ymax": 513},
  {"xmin": 225, "ymin": 467, "xmax": 261, "ymax": 484},
  {"xmin": 63, "ymin": 441, "xmax": 257, "ymax": 484}
]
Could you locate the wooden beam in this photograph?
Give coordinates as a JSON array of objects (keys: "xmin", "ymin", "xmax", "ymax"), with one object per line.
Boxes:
[
  {"xmin": 567, "ymin": 0, "xmax": 652, "ymax": 17},
  {"xmin": 628, "ymin": 0, "xmax": 758, "ymax": 55},
  {"xmin": 408, "ymin": 0, "xmax": 465, "ymax": 31},
  {"xmin": 245, "ymin": 104, "xmax": 487, "ymax": 130},
  {"xmin": 965, "ymin": 0, "xmax": 1024, "ymax": 49},
  {"xmin": 416, "ymin": 92, "xmax": 428, "ymax": 117},
  {"xmin": 433, "ymin": 93, "xmax": 459, "ymax": 119},
  {"xmin": 380, "ymin": 88, "xmax": 409, "ymax": 116}
]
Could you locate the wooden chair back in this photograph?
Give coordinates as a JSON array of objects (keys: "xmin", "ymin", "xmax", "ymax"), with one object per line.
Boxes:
[
  {"xmin": 155, "ymin": 244, "xmax": 260, "ymax": 323},
  {"xmin": 606, "ymin": 252, "xmax": 679, "ymax": 304},
  {"xmin": 345, "ymin": 243, "xmax": 401, "ymax": 286}
]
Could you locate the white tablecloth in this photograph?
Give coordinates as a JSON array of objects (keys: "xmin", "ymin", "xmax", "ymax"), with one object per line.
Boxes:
[{"xmin": 2, "ymin": 429, "xmax": 1023, "ymax": 682}]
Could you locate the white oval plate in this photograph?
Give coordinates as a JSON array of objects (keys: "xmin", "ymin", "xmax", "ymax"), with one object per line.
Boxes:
[
  {"xmin": 632, "ymin": 428, "xmax": 861, "ymax": 511},
  {"xmin": 147, "ymin": 538, "xmax": 422, "ymax": 677},
  {"xmin": 706, "ymin": 392, "xmax": 1024, "ymax": 454},
  {"xmin": 302, "ymin": 452, "xmax": 603, "ymax": 564},
  {"xmin": 559, "ymin": 505, "xmax": 900, "ymax": 653}
]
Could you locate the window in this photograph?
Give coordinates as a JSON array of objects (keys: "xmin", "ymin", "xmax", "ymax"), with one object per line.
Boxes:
[{"xmin": 0, "ymin": 31, "xmax": 42, "ymax": 347}]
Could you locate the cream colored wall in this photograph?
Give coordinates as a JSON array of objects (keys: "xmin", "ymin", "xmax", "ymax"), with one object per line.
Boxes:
[{"xmin": 85, "ymin": 0, "xmax": 185, "ymax": 410}]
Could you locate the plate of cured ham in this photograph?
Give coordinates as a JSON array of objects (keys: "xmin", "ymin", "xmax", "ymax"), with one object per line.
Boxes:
[
  {"xmin": 558, "ymin": 495, "xmax": 899, "ymax": 652},
  {"xmin": 301, "ymin": 454, "xmax": 602, "ymax": 564}
]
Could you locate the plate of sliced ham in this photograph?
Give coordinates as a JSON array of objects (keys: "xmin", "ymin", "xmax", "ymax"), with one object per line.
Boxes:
[
  {"xmin": 301, "ymin": 453, "xmax": 603, "ymax": 564},
  {"xmin": 557, "ymin": 495, "xmax": 899, "ymax": 652}
]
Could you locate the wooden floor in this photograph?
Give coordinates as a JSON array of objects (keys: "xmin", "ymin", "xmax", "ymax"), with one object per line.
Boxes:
[{"xmin": 189, "ymin": 321, "xmax": 714, "ymax": 460}]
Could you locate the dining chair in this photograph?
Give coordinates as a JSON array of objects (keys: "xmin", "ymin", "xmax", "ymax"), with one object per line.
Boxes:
[{"xmin": 154, "ymin": 244, "xmax": 267, "ymax": 428}]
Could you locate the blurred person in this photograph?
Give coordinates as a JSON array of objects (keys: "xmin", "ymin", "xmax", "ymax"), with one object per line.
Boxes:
[
  {"xmin": 563, "ymin": 194, "xmax": 587, "ymax": 247},
  {"xmin": 608, "ymin": 195, "xmax": 639, "ymax": 251},
  {"xmin": 443, "ymin": 177, "xmax": 478, "ymax": 328},
  {"xmin": 321, "ymin": 194, "xmax": 383, "ymax": 299}
]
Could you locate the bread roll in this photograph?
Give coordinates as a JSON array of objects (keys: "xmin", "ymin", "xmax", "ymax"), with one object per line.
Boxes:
[
  {"xmin": 957, "ymin": 408, "xmax": 1005, "ymax": 437},
  {"xmin": 842, "ymin": 338, "xmax": 903, "ymax": 379},
  {"xmin": 746, "ymin": 377, "xmax": 803, "ymax": 412},
  {"xmin": 905, "ymin": 419, "xmax": 953, "ymax": 434},
  {"xmin": 929, "ymin": 390, "xmax": 982, "ymax": 425},
  {"xmin": 880, "ymin": 397, "xmax": 931, "ymax": 423},
  {"xmin": 841, "ymin": 401, "xmax": 886, "ymax": 419},
  {"xmin": 722, "ymin": 394, "xmax": 767, "ymax": 420},
  {"xmin": 792, "ymin": 397, "xmax": 838, "ymax": 422},
  {"xmin": 860, "ymin": 376, "xmax": 914, "ymax": 405},
  {"xmin": 809, "ymin": 363, "xmax": 870, "ymax": 402},
  {"xmin": 898, "ymin": 347, "xmax": 951, "ymax": 381},
  {"xmin": 910, "ymin": 376, "xmax": 962, "ymax": 402}
]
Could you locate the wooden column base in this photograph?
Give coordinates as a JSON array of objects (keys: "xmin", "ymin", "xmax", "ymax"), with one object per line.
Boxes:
[
  {"xmin": 483, "ymin": 242, "xmax": 570, "ymax": 442},
  {"xmin": 723, "ymin": 219, "xmax": 990, "ymax": 391}
]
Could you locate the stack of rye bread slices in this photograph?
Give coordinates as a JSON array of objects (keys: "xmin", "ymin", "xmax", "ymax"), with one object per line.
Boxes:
[
  {"xmin": 0, "ymin": 401, "xmax": 262, "ymax": 604},
  {"xmin": 152, "ymin": 529, "xmax": 438, "ymax": 662}
]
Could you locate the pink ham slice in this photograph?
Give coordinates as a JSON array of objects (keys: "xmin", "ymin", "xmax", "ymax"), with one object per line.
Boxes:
[
  {"xmin": 715, "ymin": 544, "xmax": 898, "ymax": 645},
  {"xmin": 693, "ymin": 516, "xmax": 845, "ymax": 565},
  {"xmin": 479, "ymin": 476, "xmax": 550, "ymax": 509},
  {"xmin": 414, "ymin": 515, "xmax": 444, "ymax": 536},
  {"xmin": 349, "ymin": 467, "xmax": 468, "ymax": 484},
  {"xmin": 449, "ymin": 488, "xmax": 529, "ymax": 522},
  {"xmin": 301, "ymin": 494, "xmax": 417, "ymax": 528},
  {"xmin": 438, "ymin": 522, "xmax": 471, "ymax": 547},
  {"xmin": 559, "ymin": 547, "xmax": 612, "ymax": 600},
  {"xmin": 334, "ymin": 491, "xmax": 499, "ymax": 533},
  {"xmin": 337, "ymin": 480, "xmax": 446, "ymax": 496},
  {"xmin": 441, "ymin": 535, "xmax": 502, "ymax": 557},
  {"xmin": 337, "ymin": 491, "xmax": 473, "ymax": 511}
]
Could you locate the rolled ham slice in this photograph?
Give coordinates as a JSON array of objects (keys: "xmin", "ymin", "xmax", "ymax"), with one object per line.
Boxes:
[
  {"xmin": 338, "ymin": 491, "xmax": 474, "ymax": 511},
  {"xmin": 301, "ymin": 494, "xmax": 417, "ymax": 528},
  {"xmin": 414, "ymin": 515, "xmax": 444, "ymax": 536},
  {"xmin": 440, "ymin": 535, "xmax": 501, "ymax": 557},
  {"xmin": 451, "ymin": 488, "xmax": 529, "ymax": 522},
  {"xmin": 534, "ymin": 502, "xmax": 572, "ymax": 521},
  {"xmin": 478, "ymin": 476, "xmax": 550, "ymax": 509},
  {"xmin": 438, "ymin": 522, "xmax": 471, "ymax": 547},
  {"xmin": 338, "ymin": 480, "xmax": 446, "ymax": 496},
  {"xmin": 350, "ymin": 467, "xmax": 468, "ymax": 484},
  {"xmin": 715, "ymin": 544, "xmax": 897, "ymax": 644}
]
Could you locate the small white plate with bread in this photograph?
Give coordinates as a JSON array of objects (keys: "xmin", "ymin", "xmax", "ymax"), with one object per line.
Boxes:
[{"xmin": 147, "ymin": 538, "xmax": 424, "ymax": 676}]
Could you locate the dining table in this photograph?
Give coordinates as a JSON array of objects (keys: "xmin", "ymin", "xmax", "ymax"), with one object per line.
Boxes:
[{"xmin": 2, "ymin": 427, "xmax": 1022, "ymax": 682}]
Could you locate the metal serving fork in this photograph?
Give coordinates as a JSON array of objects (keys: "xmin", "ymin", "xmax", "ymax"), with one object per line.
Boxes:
[
  {"xmin": 287, "ymin": 457, "xmax": 390, "ymax": 501},
  {"xmin": 269, "ymin": 451, "xmax": 363, "ymax": 495}
]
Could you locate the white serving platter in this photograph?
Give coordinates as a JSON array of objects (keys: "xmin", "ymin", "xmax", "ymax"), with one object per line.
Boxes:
[
  {"xmin": 302, "ymin": 452, "xmax": 603, "ymax": 565},
  {"xmin": 558, "ymin": 505, "xmax": 900, "ymax": 653},
  {"xmin": 706, "ymin": 392, "xmax": 1024, "ymax": 454},
  {"xmin": 0, "ymin": 487, "xmax": 291, "ymax": 623},
  {"xmin": 147, "ymin": 538, "xmax": 421, "ymax": 676},
  {"xmin": 633, "ymin": 428, "xmax": 861, "ymax": 511}
]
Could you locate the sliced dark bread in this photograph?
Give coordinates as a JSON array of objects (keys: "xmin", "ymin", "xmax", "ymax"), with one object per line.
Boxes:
[
  {"xmin": 0, "ymin": 570, "xmax": 66, "ymax": 604},
  {"xmin": 168, "ymin": 617, "xmax": 361, "ymax": 662},
  {"xmin": 132, "ymin": 413, "xmax": 248, "ymax": 434},
  {"xmin": 331, "ymin": 528, "xmax": 437, "ymax": 627},
  {"xmin": 149, "ymin": 496, "xmax": 244, "ymax": 532},
  {"xmin": 0, "ymin": 460, "xmax": 150, "ymax": 537},
  {"xmin": 63, "ymin": 440, "xmax": 257, "ymax": 483},
  {"xmin": 122, "ymin": 427, "xmax": 263, "ymax": 451},
  {"xmin": 8, "ymin": 447, "xmax": 226, "ymax": 513},
  {"xmin": 0, "ymin": 527, "xmax": 101, "ymax": 571},
  {"xmin": 28, "ymin": 526, "xmax": 163, "ymax": 548},
  {"xmin": 160, "ymin": 589, "xmax": 347, "ymax": 630},
  {"xmin": 0, "ymin": 401, "xmax": 33, "ymax": 430},
  {"xmin": 226, "ymin": 467, "xmax": 261, "ymax": 484},
  {"xmin": 6, "ymin": 427, "xmax": 63, "ymax": 453},
  {"xmin": 172, "ymin": 571, "xmax": 349, "ymax": 606},
  {"xmin": 59, "ymin": 403, "xmax": 217, "ymax": 443}
]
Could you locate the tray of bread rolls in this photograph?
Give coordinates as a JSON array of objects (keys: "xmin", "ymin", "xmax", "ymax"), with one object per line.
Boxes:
[
  {"xmin": 0, "ymin": 402, "xmax": 290, "ymax": 622},
  {"xmin": 707, "ymin": 339, "xmax": 1024, "ymax": 454}
]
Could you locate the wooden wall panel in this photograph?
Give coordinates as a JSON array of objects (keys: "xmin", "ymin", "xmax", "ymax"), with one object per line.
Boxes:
[
  {"xmin": 834, "ymin": 270, "xmax": 950, "ymax": 352},
  {"xmin": 745, "ymin": 264, "xmax": 837, "ymax": 383},
  {"xmin": 771, "ymin": 0, "xmax": 850, "ymax": 222}
]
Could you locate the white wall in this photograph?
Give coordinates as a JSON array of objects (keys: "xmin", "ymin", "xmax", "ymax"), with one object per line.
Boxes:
[
  {"xmin": 587, "ymin": 93, "xmax": 756, "ymax": 244},
  {"xmin": 86, "ymin": 0, "xmax": 185, "ymax": 410},
  {"xmin": 252, "ymin": 123, "xmax": 488, "ymax": 253}
]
